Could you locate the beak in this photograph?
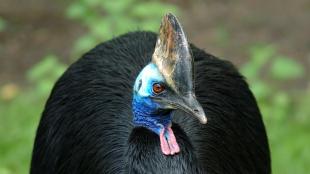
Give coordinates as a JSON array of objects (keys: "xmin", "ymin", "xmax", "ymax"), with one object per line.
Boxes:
[
  {"xmin": 173, "ymin": 94, "xmax": 207, "ymax": 124},
  {"xmin": 154, "ymin": 92, "xmax": 207, "ymax": 124}
]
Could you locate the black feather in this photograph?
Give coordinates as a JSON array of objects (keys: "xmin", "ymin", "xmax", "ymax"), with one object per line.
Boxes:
[{"xmin": 30, "ymin": 31, "xmax": 270, "ymax": 174}]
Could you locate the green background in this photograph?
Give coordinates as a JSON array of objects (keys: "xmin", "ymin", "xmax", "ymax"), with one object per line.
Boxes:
[{"xmin": 0, "ymin": 0, "xmax": 309, "ymax": 173}]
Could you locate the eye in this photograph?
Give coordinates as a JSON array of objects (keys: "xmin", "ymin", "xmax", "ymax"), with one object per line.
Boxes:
[{"xmin": 152, "ymin": 83, "xmax": 165, "ymax": 94}]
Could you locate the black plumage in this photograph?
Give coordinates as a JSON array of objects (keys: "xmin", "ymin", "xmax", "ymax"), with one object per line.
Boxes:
[{"xmin": 30, "ymin": 31, "xmax": 270, "ymax": 174}]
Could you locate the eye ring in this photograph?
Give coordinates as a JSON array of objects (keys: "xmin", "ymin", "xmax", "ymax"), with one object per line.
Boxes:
[{"xmin": 152, "ymin": 83, "xmax": 165, "ymax": 94}]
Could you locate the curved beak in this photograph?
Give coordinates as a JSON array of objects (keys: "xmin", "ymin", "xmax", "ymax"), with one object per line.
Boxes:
[
  {"xmin": 154, "ymin": 92, "xmax": 207, "ymax": 124},
  {"xmin": 180, "ymin": 94, "xmax": 207, "ymax": 124},
  {"xmin": 172, "ymin": 94, "xmax": 207, "ymax": 124}
]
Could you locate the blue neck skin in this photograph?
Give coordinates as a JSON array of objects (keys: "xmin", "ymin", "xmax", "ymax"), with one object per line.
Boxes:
[{"xmin": 132, "ymin": 95, "xmax": 171, "ymax": 135}]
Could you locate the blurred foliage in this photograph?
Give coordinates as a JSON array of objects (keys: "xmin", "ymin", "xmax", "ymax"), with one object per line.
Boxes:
[
  {"xmin": 27, "ymin": 55, "xmax": 67, "ymax": 97},
  {"xmin": 66, "ymin": 0, "xmax": 178, "ymax": 56},
  {"xmin": 241, "ymin": 44, "xmax": 310, "ymax": 174},
  {"xmin": 0, "ymin": 17, "xmax": 6, "ymax": 32},
  {"xmin": 0, "ymin": 1, "xmax": 309, "ymax": 174},
  {"xmin": 0, "ymin": 93, "xmax": 44, "ymax": 174},
  {"xmin": 0, "ymin": 55, "xmax": 66, "ymax": 174}
]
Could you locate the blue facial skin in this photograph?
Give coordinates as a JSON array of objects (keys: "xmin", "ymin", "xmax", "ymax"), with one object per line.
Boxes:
[{"xmin": 132, "ymin": 63, "xmax": 172, "ymax": 135}]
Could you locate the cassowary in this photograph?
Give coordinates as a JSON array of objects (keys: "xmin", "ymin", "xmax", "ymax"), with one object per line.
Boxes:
[{"xmin": 31, "ymin": 13, "xmax": 270, "ymax": 173}]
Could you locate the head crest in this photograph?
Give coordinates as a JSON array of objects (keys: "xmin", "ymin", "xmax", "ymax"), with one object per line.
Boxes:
[{"xmin": 152, "ymin": 13, "xmax": 194, "ymax": 94}]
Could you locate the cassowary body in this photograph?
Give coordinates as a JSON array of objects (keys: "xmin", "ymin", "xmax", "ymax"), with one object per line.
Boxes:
[{"xmin": 31, "ymin": 15, "xmax": 270, "ymax": 174}]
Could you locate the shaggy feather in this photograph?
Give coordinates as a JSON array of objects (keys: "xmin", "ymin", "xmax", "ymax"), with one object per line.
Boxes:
[{"xmin": 31, "ymin": 31, "xmax": 270, "ymax": 174}]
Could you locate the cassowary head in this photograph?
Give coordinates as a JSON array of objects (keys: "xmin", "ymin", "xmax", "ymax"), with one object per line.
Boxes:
[{"xmin": 132, "ymin": 13, "xmax": 207, "ymax": 155}]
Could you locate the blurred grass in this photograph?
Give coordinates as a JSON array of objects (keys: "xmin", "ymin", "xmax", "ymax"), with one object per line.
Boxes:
[
  {"xmin": 0, "ymin": 93, "xmax": 43, "ymax": 174},
  {"xmin": 0, "ymin": 17, "xmax": 6, "ymax": 32},
  {"xmin": 241, "ymin": 44, "xmax": 310, "ymax": 174},
  {"xmin": 0, "ymin": 55, "xmax": 66, "ymax": 174},
  {"xmin": 0, "ymin": 1, "xmax": 309, "ymax": 174}
]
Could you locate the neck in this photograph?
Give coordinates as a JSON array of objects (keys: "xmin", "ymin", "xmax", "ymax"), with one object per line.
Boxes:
[
  {"xmin": 124, "ymin": 125, "xmax": 203, "ymax": 174},
  {"xmin": 132, "ymin": 97, "xmax": 172, "ymax": 135}
]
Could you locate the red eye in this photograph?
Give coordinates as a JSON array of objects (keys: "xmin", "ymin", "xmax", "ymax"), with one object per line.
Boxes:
[{"xmin": 152, "ymin": 83, "xmax": 165, "ymax": 94}]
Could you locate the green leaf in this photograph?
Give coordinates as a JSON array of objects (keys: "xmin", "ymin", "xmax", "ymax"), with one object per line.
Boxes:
[
  {"xmin": 241, "ymin": 44, "xmax": 275, "ymax": 80},
  {"xmin": 271, "ymin": 56, "xmax": 304, "ymax": 80},
  {"xmin": 114, "ymin": 17, "xmax": 137, "ymax": 33},
  {"xmin": 90, "ymin": 19, "xmax": 112, "ymax": 38},
  {"xmin": 131, "ymin": 2, "xmax": 179, "ymax": 18},
  {"xmin": 250, "ymin": 44, "xmax": 275, "ymax": 66},
  {"xmin": 27, "ymin": 55, "xmax": 58, "ymax": 82},
  {"xmin": 66, "ymin": 2, "xmax": 88, "ymax": 19},
  {"xmin": 0, "ymin": 17, "xmax": 6, "ymax": 31},
  {"xmin": 73, "ymin": 35, "xmax": 98, "ymax": 55},
  {"xmin": 26, "ymin": 55, "xmax": 67, "ymax": 97},
  {"xmin": 139, "ymin": 20, "xmax": 161, "ymax": 31},
  {"xmin": 37, "ymin": 79, "xmax": 55, "ymax": 96},
  {"xmin": 272, "ymin": 91, "xmax": 291, "ymax": 121},
  {"xmin": 250, "ymin": 80, "xmax": 271, "ymax": 100},
  {"xmin": 100, "ymin": 0, "xmax": 134, "ymax": 14},
  {"xmin": 240, "ymin": 62, "xmax": 259, "ymax": 80},
  {"xmin": 82, "ymin": 0, "xmax": 101, "ymax": 7},
  {"xmin": 296, "ymin": 87, "xmax": 310, "ymax": 122},
  {"xmin": 0, "ymin": 167, "xmax": 11, "ymax": 174}
]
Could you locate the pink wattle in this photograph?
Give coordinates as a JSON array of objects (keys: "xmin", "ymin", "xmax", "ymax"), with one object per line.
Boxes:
[
  {"xmin": 159, "ymin": 126, "xmax": 180, "ymax": 155},
  {"xmin": 167, "ymin": 127, "xmax": 180, "ymax": 154},
  {"xmin": 160, "ymin": 129, "xmax": 171, "ymax": 155}
]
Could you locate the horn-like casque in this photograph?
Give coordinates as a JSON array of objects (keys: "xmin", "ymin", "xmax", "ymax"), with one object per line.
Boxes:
[{"xmin": 152, "ymin": 13, "xmax": 194, "ymax": 94}]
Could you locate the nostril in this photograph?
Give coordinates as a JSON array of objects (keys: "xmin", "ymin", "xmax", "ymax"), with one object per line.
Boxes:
[{"xmin": 194, "ymin": 109, "xmax": 199, "ymax": 112}]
